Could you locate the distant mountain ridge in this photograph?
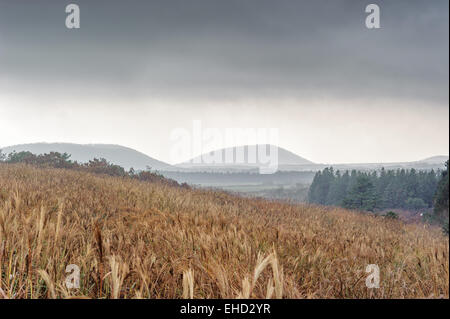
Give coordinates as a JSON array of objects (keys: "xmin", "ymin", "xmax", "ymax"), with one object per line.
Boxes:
[
  {"xmin": 1, "ymin": 143, "xmax": 174, "ymax": 171},
  {"xmin": 1, "ymin": 142, "xmax": 447, "ymax": 173},
  {"xmin": 419, "ymin": 155, "xmax": 449, "ymax": 164},
  {"xmin": 177, "ymin": 144, "xmax": 314, "ymax": 170}
]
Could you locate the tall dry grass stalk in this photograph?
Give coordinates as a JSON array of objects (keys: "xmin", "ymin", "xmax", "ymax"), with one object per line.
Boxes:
[
  {"xmin": 182, "ymin": 269, "xmax": 194, "ymax": 299},
  {"xmin": 37, "ymin": 269, "xmax": 56, "ymax": 299},
  {"xmin": 0, "ymin": 164, "xmax": 448, "ymax": 299},
  {"xmin": 108, "ymin": 255, "xmax": 128, "ymax": 299},
  {"xmin": 54, "ymin": 202, "xmax": 63, "ymax": 246}
]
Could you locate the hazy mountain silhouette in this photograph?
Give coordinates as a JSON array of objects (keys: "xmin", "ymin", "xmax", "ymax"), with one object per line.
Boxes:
[
  {"xmin": 418, "ymin": 155, "xmax": 449, "ymax": 164},
  {"xmin": 177, "ymin": 144, "xmax": 314, "ymax": 169},
  {"xmin": 2, "ymin": 143, "xmax": 447, "ymax": 174},
  {"xmin": 1, "ymin": 143, "xmax": 174, "ymax": 171}
]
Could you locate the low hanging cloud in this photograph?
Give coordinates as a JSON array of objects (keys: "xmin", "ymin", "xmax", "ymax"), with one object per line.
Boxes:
[
  {"xmin": 0, "ymin": 0, "xmax": 448, "ymax": 104},
  {"xmin": 0, "ymin": 0, "xmax": 448, "ymax": 163}
]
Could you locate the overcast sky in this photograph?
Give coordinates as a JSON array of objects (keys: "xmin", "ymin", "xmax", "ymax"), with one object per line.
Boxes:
[{"xmin": 0, "ymin": 0, "xmax": 448, "ymax": 164}]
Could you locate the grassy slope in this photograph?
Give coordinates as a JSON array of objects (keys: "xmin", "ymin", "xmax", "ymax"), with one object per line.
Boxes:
[{"xmin": 0, "ymin": 164, "xmax": 448, "ymax": 299}]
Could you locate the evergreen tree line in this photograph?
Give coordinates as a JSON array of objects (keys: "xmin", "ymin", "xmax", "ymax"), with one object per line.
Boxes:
[
  {"xmin": 308, "ymin": 167, "xmax": 442, "ymax": 212},
  {"xmin": 432, "ymin": 161, "xmax": 449, "ymax": 234}
]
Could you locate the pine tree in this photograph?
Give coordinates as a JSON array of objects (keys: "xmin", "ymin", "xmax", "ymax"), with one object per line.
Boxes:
[
  {"xmin": 343, "ymin": 175, "xmax": 379, "ymax": 212},
  {"xmin": 308, "ymin": 167, "xmax": 335, "ymax": 205},
  {"xmin": 433, "ymin": 161, "xmax": 449, "ymax": 226}
]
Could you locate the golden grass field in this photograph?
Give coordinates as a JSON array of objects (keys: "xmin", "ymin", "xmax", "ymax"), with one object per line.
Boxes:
[{"xmin": 0, "ymin": 164, "xmax": 448, "ymax": 299}]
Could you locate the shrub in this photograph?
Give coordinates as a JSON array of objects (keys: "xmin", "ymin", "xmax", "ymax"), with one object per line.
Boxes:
[
  {"xmin": 405, "ymin": 197, "xmax": 427, "ymax": 210},
  {"xmin": 443, "ymin": 222, "xmax": 449, "ymax": 236},
  {"xmin": 383, "ymin": 211, "xmax": 399, "ymax": 219}
]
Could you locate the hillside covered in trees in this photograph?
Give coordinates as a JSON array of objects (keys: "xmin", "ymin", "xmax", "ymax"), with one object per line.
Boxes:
[
  {"xmin": 308, "ymin": 167, "xmax": 441, "ymax": 212},
  {"xmin": 433, "ymin": 161, "xmax": 449, "ymax": 233},
  {"xmin": 308, "ymin": 164, "xmax": 449, "ymax": 233}
]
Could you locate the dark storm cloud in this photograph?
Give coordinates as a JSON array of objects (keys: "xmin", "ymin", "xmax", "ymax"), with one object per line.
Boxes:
[{"xmin": 0, "ymin": 0, "xmax": 448, "ymax": 104}]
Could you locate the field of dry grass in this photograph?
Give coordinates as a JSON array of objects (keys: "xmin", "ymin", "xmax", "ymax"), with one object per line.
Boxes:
[{"xmin": 0, "ymin": 164, "xmax": 448, "ymax": 299}]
